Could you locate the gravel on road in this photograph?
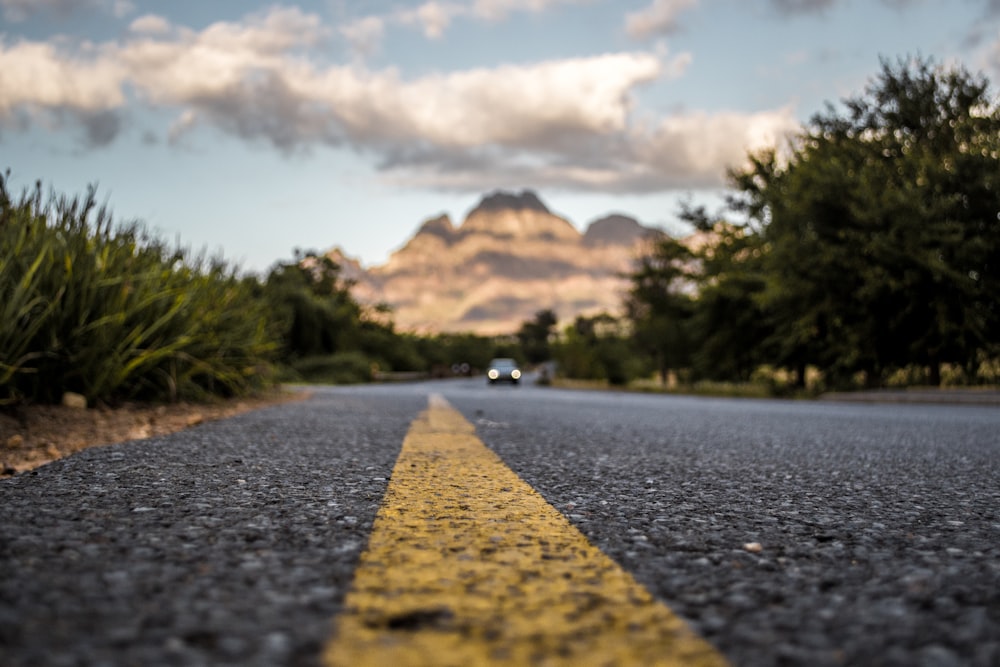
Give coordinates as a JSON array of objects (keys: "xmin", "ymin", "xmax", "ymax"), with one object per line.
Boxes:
[
  {"xmin": 3, "ymin": 380, "xmax": 998, "ymax": 666},
  {"xmin": 1, "ymin": 389, "xmax": 422, "ymax": 667},
  {"xmin": 445, "ymin": 385, "xmax": 1000, "ymax": 667}
]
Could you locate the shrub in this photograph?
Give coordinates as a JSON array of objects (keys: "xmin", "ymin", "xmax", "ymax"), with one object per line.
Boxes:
[
  {"xmin": 291, "ymin": 351, "xmax": 372, "ymax": 384},
  {"xmin": 0, "ymin": 173, "xmax": 276, "ymax": 405},
  {"xmin": 290, "ymin": 352, "xmax": 373, "ymax": 384}
]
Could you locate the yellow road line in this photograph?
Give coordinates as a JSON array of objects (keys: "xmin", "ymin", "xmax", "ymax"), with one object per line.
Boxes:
[{"xmin": 324, "ymin": 394, "xmax": 728, "ymax": 666}]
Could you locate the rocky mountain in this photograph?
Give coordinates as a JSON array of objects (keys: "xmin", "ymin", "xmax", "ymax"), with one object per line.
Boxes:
[{"xmin": 333, "ymin": 190, "xmax": 662, "ymax": 335}]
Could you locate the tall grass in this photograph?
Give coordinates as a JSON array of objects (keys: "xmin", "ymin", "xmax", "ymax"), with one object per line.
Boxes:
[{"xmin": 1, "ymin": 172, "xmax": 276, "ymax": 406}]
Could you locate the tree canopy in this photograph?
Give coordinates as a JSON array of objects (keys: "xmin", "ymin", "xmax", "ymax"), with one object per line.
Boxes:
[{"xmin": 628, "ymin": 57, "xmax": 1000, "ymax": 389}]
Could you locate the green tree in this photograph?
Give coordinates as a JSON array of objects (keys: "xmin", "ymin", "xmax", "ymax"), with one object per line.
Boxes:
[
  {"xmin": 414, "ymin": 333, "xmax": 499, "ymax": 373},
  {"xmin": 625, "ymin": 236, "xmax": 695, "ymax": 384},
  {"xmin": 681, "ymin": 218, "xmax": 771, "ymax": 383},
  {"xmin": 517, "ymin": 309, "xmax": 558, "ymax": 364},
  {"xmin": 264, "ymin": 253, "xmax": 363, "ymax": 360},
  {"xmin": 550, "ymin": 314, "xmax": 642, "ymax": 385},
  {"xmin": 729, "ymin": 56, "xmax": 1000, "ymax": 387}
]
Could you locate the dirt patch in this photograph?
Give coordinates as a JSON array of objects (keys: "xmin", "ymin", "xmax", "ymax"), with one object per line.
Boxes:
[{"xmin": 1, "ymin": 389, "xmax": 310, "ymax": 477}]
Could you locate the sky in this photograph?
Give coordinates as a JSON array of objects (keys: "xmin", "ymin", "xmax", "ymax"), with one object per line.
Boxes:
[{"xmin": 2, "ymin": 0, "xmax": 999, "ymax": 274}]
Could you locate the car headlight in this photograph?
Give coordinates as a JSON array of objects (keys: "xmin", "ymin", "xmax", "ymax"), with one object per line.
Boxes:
[
  {"xmin": 488, "ymin": 369, "xmax": 499, "ymax": 380},
  {"xmin": 511, "ymin": 369, "xmax": 521, "ymax": 380}
]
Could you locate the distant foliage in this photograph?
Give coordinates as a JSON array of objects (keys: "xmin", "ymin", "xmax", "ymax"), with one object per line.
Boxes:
[
  {"xmin": 263, "ymin": 254, "xmax": 366, "ymax": 361},
  {"xmin": 288, "ymin": 352, "xmax": 374, "ymax": 385},
  {"xmin": 625, "ymin": 236, "xmax": 696, "ymax": 384},
  {"xmin": 259, "ymin": 251, "xmax": 524, "ymax": 382},
  {"xmin": 517, "ymin": 309, "xmax": 557, "ymax": 364},
  {"xmin": 0, "ymin": 172, "xmax": 275, "ymax": 405},
  {"xmin": 552, "ymin": 314, "xmax": 643, "ymax": 386}
]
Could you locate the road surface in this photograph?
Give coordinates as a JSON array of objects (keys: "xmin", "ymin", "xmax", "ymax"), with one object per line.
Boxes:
[{"xmin": 2, "ymin": 378, "xmax": 997, "ymax": 666}]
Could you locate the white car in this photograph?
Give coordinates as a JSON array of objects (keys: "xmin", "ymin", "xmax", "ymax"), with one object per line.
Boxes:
[{"xmin": 486, "ymin": 358, "xmax": 521, "ymax": 384}]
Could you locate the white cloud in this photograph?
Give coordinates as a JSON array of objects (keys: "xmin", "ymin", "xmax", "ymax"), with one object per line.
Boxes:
[
  {"xmin": 350, "ymin": 0, "xmax": 590, "ymax": 53},
  {"xmin": 626, "ymin": 0, "xmax": 699, "ymax": 40},
  {"xmin": 660, "ymin": 48, "xmax": 693, "ymax": 78},
  {"xmin": 340, "ymin": 16, "xmax": 385, "ymax": 56},
  {"xmin": 387, "ymin": 106, "xmax": 800, "ymax": 192},
  {"xmin": 118, "ymin": 7, "xmax": 327, "ymax": 105},
  {"xmin": 129, "ymin": 14, "xmax": 172, "ymax": 35},
  {"xmin": 0, "ymin": 39, "xmax": 125, "ymax": 113},
  {"xmin": 0, "ymin": 6, "xmax": 800, "ymax": 191},
  {"xmin": 355, "ymin": 53, "xmax": 664, "ymax": 147},
  {"xmin": 414, "ymin": 2, "xmax": 455, "ymax": 39},
  {"xmin": 631, "ymin": 108, "xmax": 799, "ymax": 186},
  {"xmin": 167, "ymin": 108, "xmax": 198, "ymax": 145},
  {"xmin": 472, "ymin": 0, "xmax": 577, "ymax": 21}
]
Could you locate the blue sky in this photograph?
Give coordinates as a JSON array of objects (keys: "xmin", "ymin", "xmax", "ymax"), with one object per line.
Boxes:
[{"xmin": 2, "ymin": 0, "xmax": 999, "ymax": 273}]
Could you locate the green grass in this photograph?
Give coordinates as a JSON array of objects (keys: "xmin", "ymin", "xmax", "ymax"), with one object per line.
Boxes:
[
  {"xmin": 286, "ymin": 352, "xmax": 374, "ymax": 385},
  {"xmin": 1, "ymin": 173, "xmax": 276, "ymax": 406}
]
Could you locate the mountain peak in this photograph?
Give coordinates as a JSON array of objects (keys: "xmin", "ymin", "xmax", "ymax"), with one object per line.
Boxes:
[
  {"xmin": 583, "ymin": 214, "xmax": 648, "ymax": 246},
  {"xmin": 461, "ymin": 189, "xmax": 578, "ymax": 242},
  {"xmin": 469, "ymin": 190, "xmax": 550, "ymax": 216},
  {"xmin": 333, "ymin": 192, "xmax": 666, "ymax": 334},
  {"xmin": 416, "ymin": 213, "xmax": 456, "ymax": 240}
]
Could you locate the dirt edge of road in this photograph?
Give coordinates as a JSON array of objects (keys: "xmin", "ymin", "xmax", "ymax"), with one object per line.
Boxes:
[{"xmin": 1, "ymin": 388, "xmax": 311, "ymax": 477}]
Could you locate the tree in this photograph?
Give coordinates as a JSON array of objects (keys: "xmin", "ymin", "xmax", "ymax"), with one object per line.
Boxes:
[
  {"xmin": 729, "ymin": 56, "xmax": 1000, "ymax": 387},
  {"xmin": 517, "ymin": 309, "xmax": 558, "ymax": 364},
  {"xmin": 551, "ymin": 314, "xmax": 639, "ymax": 384},
  {"xmin": 625, "ymin": 236, "xmax": 696, "ymax": 384},
  {"xmin": 264, "ymin": 253, "xmax": 363, "ymax": 359},
  {"xmin": 682, "ymin": 218, "xmax": 771, "ymax": 383}
]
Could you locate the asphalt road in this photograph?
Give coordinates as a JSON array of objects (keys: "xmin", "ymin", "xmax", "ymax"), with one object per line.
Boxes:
[{"xmin": 2, "ymin": 379, "xmax": 998, "ymax": 666}]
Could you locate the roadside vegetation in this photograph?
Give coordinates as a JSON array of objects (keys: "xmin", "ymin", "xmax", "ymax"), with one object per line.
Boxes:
[
  {"xmin": 0, "ymin": 176, "xmax": 276, "ymax": 407},
  {"xmin": 261, "ymin": 251, "xmax": 517, "ymax": 385}
]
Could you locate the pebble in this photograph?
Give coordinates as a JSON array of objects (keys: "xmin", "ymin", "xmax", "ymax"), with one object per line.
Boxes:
[
  {"xmin": 4, "ymin": 383, "xmax": 998, "ymax": 667},
  {"xmin": 61, "ymin": 392, "xmax": 87, "ymax": 409},
  {"xmin": 453, "ymin": 382, "xmax": 1000, "ymax": 667},
  {"xmin": 0, "ymin": 388, "xmax": 423, "ymax": 667}
]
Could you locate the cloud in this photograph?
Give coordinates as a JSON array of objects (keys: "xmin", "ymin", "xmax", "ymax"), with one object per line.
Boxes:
[
  {"xmin": 340, "ymin": 17, "xmax": 385, "ymax": 56},
  {"xmin": 0, "ymin": 6, "xmax": 799, "ymax": 191},
  {"xmin": 0, "ymin": 39, "xmax": 126, "ymax": 112},
  {"xmin": 0, "ymin": 36, "xmax": 127, "ymax": 147},
  {"xmin": 472, "ymin": 0, "xmax": 579, "ymax": 20},
  {"xmin": 128, "ymin": 14, "xmax": 172, "ymax": 35},
  {"xmin": 347, "ymin": 0, "xmax": 590, "ymax": 52},
  {"xmin": 626, "ymin": 0, "xmax": 699, "ymax": 40},
  {"xmin": 630, "ymin": 108, "xmax": 799, "ymax": 186},
  {"xmin": 409, "ymin": 2, "xmax": 457, "ymax": 39},
  {"xmin": 387, "ymin": 106, "xmax": 800, "ymax": 192}
]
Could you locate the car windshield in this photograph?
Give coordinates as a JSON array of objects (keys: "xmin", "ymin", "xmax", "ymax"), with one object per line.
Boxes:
[{"xmin": 490, "ymin": 359, "xmax": 516, "ymax": 368}]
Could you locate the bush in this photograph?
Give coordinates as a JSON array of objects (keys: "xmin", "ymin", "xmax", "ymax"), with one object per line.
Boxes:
[
  {"xmin": 290, "ymin": 352, "xmax": 373, "ymax": 384},
  {"xmin": 0, "ymin": 173, "xmax": 276, "ymax": 405}
]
